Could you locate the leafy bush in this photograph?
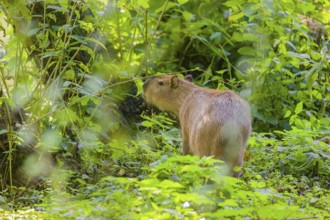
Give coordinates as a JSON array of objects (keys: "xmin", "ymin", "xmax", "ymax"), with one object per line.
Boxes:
[
  {"xmin": 39, "ymin": 154, "xmax": 329, "ymax": 219},
  {"xmin": 246, "ymin": 129, "xmax": 330, "ymax": 184}
]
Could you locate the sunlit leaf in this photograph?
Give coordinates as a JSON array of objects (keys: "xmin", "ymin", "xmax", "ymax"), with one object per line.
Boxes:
[
  {"xmin": 238, "ymin": 46, "xmax": 255, "ymax": 56},
  {"xmin": 134, "ymin": 78, "xmax": 144, "ymax": 96},
  {"xmin": 294, "ymin": 102, "xmax": 303, "ymax": 114},
  {"xmin": 177, "ymin": 0, "xmax": 189, "ymax": 5},
  {"xmin": 138, "ymin": 0, "xmax": 149, "ymax": 9},
  {"xmin": 160, "ymin": 180, "xmax": 184, "ymax": 189},
  {"xmin": 228, "ymin": 11, "xmax": 244, "ymax": 22}
]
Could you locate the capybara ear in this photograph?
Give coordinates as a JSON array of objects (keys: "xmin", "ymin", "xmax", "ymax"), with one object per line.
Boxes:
[
  {"xmin": 184, "ymin": 75, "xmax": 193, "ymax": 82},
  {"xmin": 171, "ymin": 75, "xmax": 180, "ymax": 88}
]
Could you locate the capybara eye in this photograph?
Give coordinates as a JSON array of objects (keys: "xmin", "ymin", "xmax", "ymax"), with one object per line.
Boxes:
[{"xmin": 158, "ymin": 81, "xmax": 164, "ymax": 86}]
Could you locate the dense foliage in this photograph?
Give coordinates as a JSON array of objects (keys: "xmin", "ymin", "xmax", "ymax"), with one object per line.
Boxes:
[{"xmin": 0, "ymin": 0, "xmax": 329, "ymax": 219}]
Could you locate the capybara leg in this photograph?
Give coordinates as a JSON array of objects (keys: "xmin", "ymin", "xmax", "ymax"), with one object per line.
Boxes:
[
  {"xmin": 182, "ymin": 139, "xmax": 191, "ymax": 155},
  {"xmin": 229, "ymin": 155, "xmax": 244, "ymax": 178}
]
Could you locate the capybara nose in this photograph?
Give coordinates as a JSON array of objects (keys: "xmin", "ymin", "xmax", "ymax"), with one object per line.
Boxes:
[{"xmin": 143, "ymin": 76, "xmax": 156, "ymax": 92}]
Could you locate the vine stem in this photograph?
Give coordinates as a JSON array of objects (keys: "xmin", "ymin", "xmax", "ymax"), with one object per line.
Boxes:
[
  {"xmin": 136, "ymin": 0, "xmax": 170, "ymax": 75},
  {"xmin": 145, "ymin": 8, "xmax": 148, "ymax": 75}
]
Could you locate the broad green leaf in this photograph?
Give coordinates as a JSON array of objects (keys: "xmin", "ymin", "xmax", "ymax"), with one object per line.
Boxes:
[
  {"xmin": 141, "ymin": 120, "xmax": 154, "ymax": 127},
  {"xmin": 135, "ymin": 78, "xmax": 144, "ymax": 96},
  {"xmin": 218, "ymin": 199, "xmax": 239, "ymax": 207},
  {"xmin": 160, "ymin": 180, "xmax": 184, "ymax": 189},
  {"xmin": 264, "ymin": 115, "xmax": 278, "ymax": 125},
  {"xmin": 65, "ymin": 69, "xmax": 75, "ymax": 80},
  {"xmin": 244, "ymin": 33, "xmax": 259, "ymax": 42},
  {"xmin": 258, "ymin": 204, "xmax": 301, "ymax": 219},
  {"xmin": 294, "ymin": 102, "xmax": 303, "ymax": 114},
  {"xmin": 182, "ymin": 11, "xmax": 193, "ymax": 21},
  {"xmin": 312, "ymin": 90, "xmax": 322, "ymax": 100},
  {"xmin": 238, "ymin": 46, "xmax": 255, "ymax": 56},
  {"xmin": 40, "ymin": 51, "xmax": 60, "ymax": 59},
  {"xmin": 249, "ymin": 180, "xmax": 266, "ymax": 189},
  {"xmin": 284, "ymin": 110, "xmax": 291, "ymax": 118},
  {"xmin": 139, "ymin": 178, "xmax": 160, "ymax": 187},
  {"xmin": 232, "ymin": 32, "xmax": 258, "ymax": 42},
  {"xmin": 177, "ymin": 0, "xmax": 189, "ymax": 4},
  {"xmin": 213, "ymin": 207, "xmax": 252, "ymax": 218},
  {"xmin": 138, "ymin": 0, "xmax": 149, "ymax": 9},
  {"xmin": 78, "ymin": 96, "xmax": 91, "ymax": 107},
  {"xmin": 27, "ymin": 27, "xmax": 41, "ymax": 37},
  {"xmin": 228, "ymin": 11, "xmax": 244, "ymax": 22}
]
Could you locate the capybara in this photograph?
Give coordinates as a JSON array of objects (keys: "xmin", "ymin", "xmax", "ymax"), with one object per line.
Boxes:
[{"xmin": 143, "ymin": 75, "xmax": 251, "ymax": 177}]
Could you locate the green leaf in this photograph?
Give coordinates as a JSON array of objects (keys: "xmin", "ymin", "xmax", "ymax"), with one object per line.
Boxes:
[
  {"xmin": 238, "ymin": 46, "xmax": 255, "ymax": 56},
  {"xmin": 258, "ymin": 204, "xmax": 301, "ymax": 219},
  {"xmin": 134, "ymin": 78, "xmax": 144, "ymax": 96},
  {"xmin": 294, "ymin": 102, "xmax": 303, "ymax": 114},
  {"xmin": 27, "ymin": 27, "xmax": 41, "ymax": 37},
  {"xmin": 218, "ymin": 199, "xmax": 239, "ymax": 207},
  {"xmin": 140, "ymin": 178, "xmax": 160, "ymax": 187},
  {"xmin": 182, "ymin": 11, "xmax": 193, "ymax": 21},
  {"xmin": 287, "ymin": 51, "xmax": 310, "ymax": 59},
  {"xmin": 249, "ymin": 180, "xmax": 266, "ymax": 189},
  {"xmin": 177, "ymin": 0, "xmax": 189, "ymax": 4},
  {"xmin": 264, "ymin": 115, "xmax": 278, "ymax": 125},
  {"xmin": 65, "ymin": 70, "xmax": 75, "ymax": 80},
  {"xmin": 40, "ymin": 51, "xmax": 60, "ymax": 59},
  {"xmin": 228, "ymin": 11, "xmax": 244, "ymax": 22},
  {"xmin": 141, "ymin": 120, "xmax": 154, "ymax": 128},
  {"xmin": 79, "ymin": 96, "xmax": 91, "ymax": 107},
  {"xmin": 232, "ymin": 32, "xmax": 258, "ymax": 42},
  {"xmin": 312, "ymin": 90, "xmax": 322, "ymax": 100},
  {"xmin": 160, "ymin": 180, "xmax": 184, "ymax": 189},
  {"xmin": 284, "ymin": 110, "xmax": 291, "ymax": 118},
  {"xmin": 138, "ymin": 0, "xmax": 149, "ymax": 9}
]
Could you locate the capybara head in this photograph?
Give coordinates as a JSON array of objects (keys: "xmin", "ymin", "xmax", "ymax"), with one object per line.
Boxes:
[{"xmin": 143, "ymin": 75, "xmax": 192, "ymax": 114}]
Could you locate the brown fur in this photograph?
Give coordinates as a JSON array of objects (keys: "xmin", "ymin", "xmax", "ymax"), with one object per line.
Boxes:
[{"xmin": 143, "ymin": 75, "xmax": 251, "ymax": 177}]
